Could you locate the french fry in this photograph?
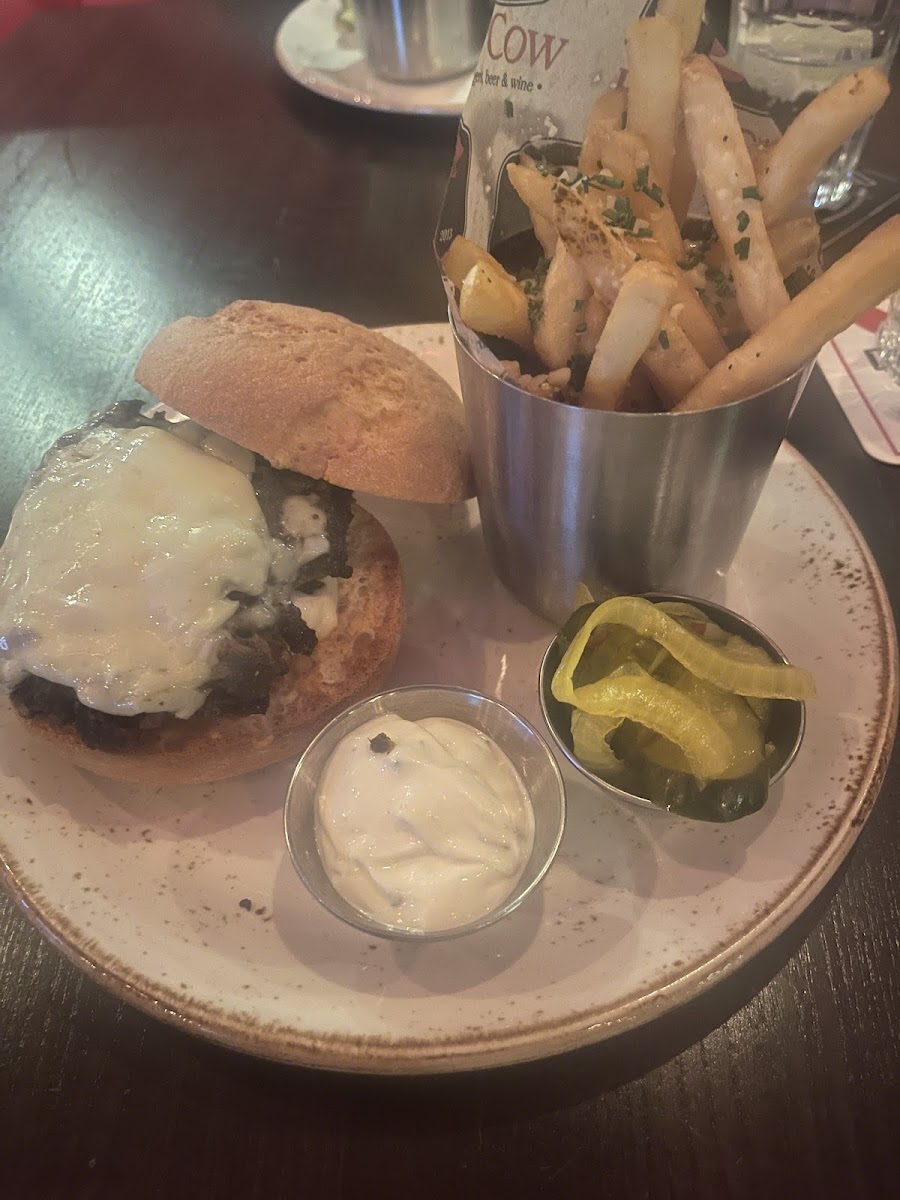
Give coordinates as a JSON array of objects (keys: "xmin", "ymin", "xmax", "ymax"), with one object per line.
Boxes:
[
  {"xmin": 582, "ymin": 293, "xmax": 610, "ymax": 352},
  {"xmin": 550, "ymin": 185, "xmax": 631, "ymax": 300},
  {"xmin": 618, "ymin": 364, "xmax": 664, "ymax": 412},
  {"xmin": 677, "ymin": 216, "xmax": 900, "ymax": 412},
  {"xmin": 507, "ymin": 160, "xmax": 562, "ymax": 225},
  {"xmin": 655, "ymin": 0, "xmax": 704, "ymax": 222},
  {"xmin": 641, "ymin": 319, "xmax": 709, "ymax": 405},
  {"xmin": 459, "ymin": 261, "xmax": 532, "ymax": 350},
  {"xmin": 534, "ymin": 240, "xmax": 592, "ymax": 369},
  {"xmin": 582, "ymin": 124, "xmax": 686, "ymax": 262},
  {"xmin": 760, "ymin": 67, "xmax": 890, "ymax": 227},
  {"xmin": 681, "ymin": 55, "xmax": 789, "ymax": 332},
  {"xmin": 657, "ymin": 0, "xmax": 705, "ymax": 57},
  {"xmin": 583, "ymin": 262, "xmax": 679, "ymax": 409},
  {"xmin": 579, "ymin": 86, "xmax": 629, "ymax": 175},
  {"xmin": 626, "ymin": 15, "xmax": 682, "ymax": 194},
  {"xmin": 637, "ymin": 244, "xmax": 729, "ymax": 365},
  {"xmin": 509, "ymin": 157, "xmax": 727, "ymax": 365},
  {"xmin": 442, "ymin": 236, "xmax": 513, "ymax": 290},
  {"xmin": 532, "ymin": 211, "xmax": 559, "ymax": 257},
  {"xmin": 551, "ymin": 186, "xmax": 708, "ymax": 403},
  {"xmin": 500, "ymin": 361, "xmax": 572, "ymax": 400},
  {"xmin": 768, "ymin": 217, "xmax": 821, "ymax": 280},
  {"xmin": 667, "ymin": 120, "xmax": 697, "ymax": 227}
]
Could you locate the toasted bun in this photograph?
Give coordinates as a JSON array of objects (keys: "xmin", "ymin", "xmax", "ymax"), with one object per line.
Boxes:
[
  {"xmin": 12, "ymin": 507, "xmax": 404, "ymax": 786},
  {"xmin": 134, "ymin": 301, "xmax": 474, "ymax": 504}
]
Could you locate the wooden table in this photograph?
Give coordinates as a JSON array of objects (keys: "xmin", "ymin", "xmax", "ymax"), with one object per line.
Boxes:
[{"xmin": 1, "ymin": 4, "xmax": 898, "ymax": 1196}]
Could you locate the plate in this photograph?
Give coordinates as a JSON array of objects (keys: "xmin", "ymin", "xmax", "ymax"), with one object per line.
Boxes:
[
  {"xmin": 0, "ymin": 323, "xmax": 896, "ymax": 1074},
  {"xmin": 274, "ymin": 0, "xmax": 472, "ymax": 118}
]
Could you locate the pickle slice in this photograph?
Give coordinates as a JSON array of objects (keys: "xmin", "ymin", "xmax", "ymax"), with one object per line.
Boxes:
[
  {"xmin": 554, "ymin": 596, "xmax": 815, "ymax": 701},
  {"xmin": 635, "ymin": 760, "xmax": 771, "ymax": 822},
  {"xmin": 564, "ymin": 664, "xmax": 735, "ymax": 779},
  {"xmin": 571, "ymin": 709, "xmax": 623, "ymax": 775},
  {"xmin": 656, "ymin": 601, "xmax": 728, "ymax": 644}
]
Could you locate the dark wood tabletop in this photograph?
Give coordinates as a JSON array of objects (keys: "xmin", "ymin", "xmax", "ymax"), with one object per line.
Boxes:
[{"xmin": 1, "ymin": 3, "xmax": 898, "ymax": 1197}]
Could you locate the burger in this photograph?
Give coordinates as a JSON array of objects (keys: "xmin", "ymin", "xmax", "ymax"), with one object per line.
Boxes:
[{"xmin": 0, "ymin": 302, "xmax": 473, "ymax": 785}]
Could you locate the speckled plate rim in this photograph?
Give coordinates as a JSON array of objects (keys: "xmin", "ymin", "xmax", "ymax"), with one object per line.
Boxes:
[
  {"xmin": 0, "ymin": 440, "xmax": 896, "ymax": 1075},
  {"xmin": 273, "ymin": 0, "xmax": 470, "ymax": 118}
]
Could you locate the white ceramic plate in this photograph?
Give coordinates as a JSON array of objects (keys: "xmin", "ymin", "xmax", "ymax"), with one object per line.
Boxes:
[
  {"xmin": 274, "ymin": 0, "xmax": 472, "ymax": 117},
  {"xmin": 1, "ymin": 323, "xmax": 896, "ymax": 1074}
]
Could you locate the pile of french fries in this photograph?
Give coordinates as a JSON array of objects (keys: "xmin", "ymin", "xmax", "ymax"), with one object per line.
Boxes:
[{"xmin": 442, "ymin": 0, "xmax": 900, "ymax": 413}]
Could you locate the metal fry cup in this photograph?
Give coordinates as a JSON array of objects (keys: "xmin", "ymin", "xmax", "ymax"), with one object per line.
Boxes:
[
  {"xmin": 452, "ymin": 322, "xmax": 813, "ymax": 624},
  {"xmin": 355, "ymin": 0, "xmax": 492, "ymax": 84}
]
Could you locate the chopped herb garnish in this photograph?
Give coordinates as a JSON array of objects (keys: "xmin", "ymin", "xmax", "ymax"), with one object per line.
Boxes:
[
  {"xmin": 504, "ymin": 99, "xmax": 514, "ymax": 119},
  {"xmin": 620, "ymin": 109, "xmax": 627, "ymax": 129},
  {"xmin": 734, "ymin": 236, "xmax": 751, "ymax": 261},
  {"xmin": 645, "ymin": 184, "xmax": 664, "ymax": 206},
  {"xmin": 658, "ymin": 329, "xmax": 670, "ymax": 350},
  {"xmin": 706, "ymin": 265, "xmax": 736, "ymax": 298},
  {"xmin": 603, "ymin": 194, "xmax": 637, "ymax": 232},
  {"xmin": 630, "ymin": 227, "xmax": 653, "ymax": 238},
  {"xmin": 715, "ymin": 300, "xmax": 726, "ymax": 317},
  {"xmin": 742, "ymin": 185, "xmax": 763, "ymax": 201},
  {"xmin": 519, "ymin": 255, "xmax": 551, "ymax": 330},
  {"xmin": 573, "ymin": 298, "xmax": 584, "ymax": 312},
  {"xmin": 634, "ymin": 164, "xmax": 664, "ymax": 207},
  {"xmin": 568, "ymin": 169, "xmax": 624, "ymax": 193},
  {"xmin": 736, "ymin": 209, "xmax": 750, "ymax": 232},
  {"xmin": 369, "ymin": 733, "xmax": 395, "ymax": 754},
  {"xmin": 575, "ymin": 321, "xmax": 588, "ymax": 334}
]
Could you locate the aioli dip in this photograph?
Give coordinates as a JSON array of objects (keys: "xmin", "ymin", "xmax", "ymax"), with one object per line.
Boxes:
[{"xmin": 314, "ymin": 714, "xmax": 535, "ymax": 932}]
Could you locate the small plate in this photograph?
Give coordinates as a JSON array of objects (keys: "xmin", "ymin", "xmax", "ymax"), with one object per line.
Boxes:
[
  {"xmin": 274, "ymin": 0, "xmax": 472, "ymax": 117},
  {"xmin": 0, "ymin": 323, "xmax": 896, "ymax": 1074}
]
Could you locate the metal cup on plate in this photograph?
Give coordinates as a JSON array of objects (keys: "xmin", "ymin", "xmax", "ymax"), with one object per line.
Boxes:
[
  {"xmin": 354, "ymin": 0, "xmax": 492, "ymax": 84},
  {"xmin": 452, "ymin": 318, "xmax": 813, "ymax": 624}
]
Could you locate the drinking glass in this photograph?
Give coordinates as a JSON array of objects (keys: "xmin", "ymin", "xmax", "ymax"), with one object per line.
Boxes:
[{"xmin": 729, "ymin": 0, "xmax": 900, "ymax": 209}]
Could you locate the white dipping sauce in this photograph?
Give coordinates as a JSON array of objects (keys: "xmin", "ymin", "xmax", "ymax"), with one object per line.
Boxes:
[{"xmin": 315, "ymin": 715, "xmax": 535, "ymax": 932}]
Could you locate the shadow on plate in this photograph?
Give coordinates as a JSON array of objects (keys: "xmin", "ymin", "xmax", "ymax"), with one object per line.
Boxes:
[
  {"xmin": 204, "ymin": 847, "xmax": 855, "ymax": 1125},
  {"xmin": 268, "ymin": 789, "xmax": 649, "ymax": 998}
]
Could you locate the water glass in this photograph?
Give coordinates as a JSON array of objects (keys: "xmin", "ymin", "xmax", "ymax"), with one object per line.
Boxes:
[
  {"xmin": 876, "ymin": 291, "xmax": 900, "ymax": 383},
  {"xmin": 729, "ymin": 0, "xmax": 900, "ymax": 209}
]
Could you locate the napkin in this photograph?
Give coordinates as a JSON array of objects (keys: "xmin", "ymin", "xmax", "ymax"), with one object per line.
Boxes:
[{"xmin": 816, "ymin": 168, "xmax": 900, "ymax": 465}]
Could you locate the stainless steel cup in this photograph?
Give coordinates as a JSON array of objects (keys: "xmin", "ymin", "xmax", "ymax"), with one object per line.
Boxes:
[
  {"xmin": 354, "ymin": 0, "xmax": 492, "ymax": 83},
  {"xmin": 453, "ymin": 324, "xmax": 813, "ymax": 624}
]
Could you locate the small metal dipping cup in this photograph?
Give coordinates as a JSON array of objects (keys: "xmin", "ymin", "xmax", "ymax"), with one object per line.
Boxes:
[
  {"xmin": 538, "ymin": 593, "xmax": 807, "ymax": 818},
  {"xmin": 453, "ymin": 321, "xmax": 813, "ymax": 624},
  {"xmin": 283, "ymin": 686, "xmax": 566, "ymax": 942},
  {"xmin": 354, "ymin": 0, "xmax": 492, "ymax": 84}
]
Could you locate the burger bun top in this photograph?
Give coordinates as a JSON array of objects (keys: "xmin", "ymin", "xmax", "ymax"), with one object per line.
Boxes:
[{"xmin": 134, "ymin": 301, "xmax": 474, "ymax": 504}]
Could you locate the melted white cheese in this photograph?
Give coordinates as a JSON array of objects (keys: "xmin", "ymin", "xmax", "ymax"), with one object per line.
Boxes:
[
  {"xmin": 282, "ymin": 494, "xmax": 330, "ymax": 568},
  {"xmin": 315, "ymin": 715, "xmax": 535, "ymax": 932},
  {"xmin": 0, "ymin": 427, "xmax": 279, "ymax": 718},
  {"xmin": 294, "ymin": 578, "xmax": 339, "ymax": 640}
]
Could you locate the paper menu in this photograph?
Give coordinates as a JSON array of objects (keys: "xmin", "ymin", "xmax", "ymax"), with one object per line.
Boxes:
[{"xmin": 435, "ymin": 0, "xmax": 783, "ymax": 263}]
